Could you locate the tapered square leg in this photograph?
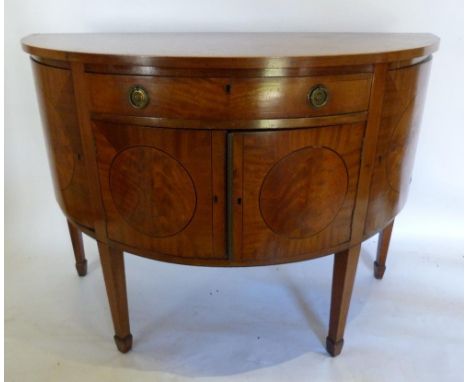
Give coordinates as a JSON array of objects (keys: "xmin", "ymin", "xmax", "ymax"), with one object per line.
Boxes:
[
  {"xmin": 326, "ymin": 245, "xmax": 361, "ymax": 357},
  {"xmin": 67, "ymin": 220, "xmax": 87, "ymax": 276},
  {"xmin": 374, "ymin": 220, "xmax": 394, "ymax": 279},
  {"xmin": 97, "ymin": 241, "xmax": 133, "ymax": 353}
]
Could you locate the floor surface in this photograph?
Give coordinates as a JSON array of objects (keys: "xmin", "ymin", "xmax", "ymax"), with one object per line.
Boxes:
[{"xmin": 5, "ymin": 206, "xmax": 463, "ymax": 381}]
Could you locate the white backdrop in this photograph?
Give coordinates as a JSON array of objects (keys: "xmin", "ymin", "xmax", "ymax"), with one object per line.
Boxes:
[
  {"xmin": 5, "ymin": 0, "xmax": 464, "ymax": 240},
  {"xmin": 5, "ymin": 1, "xmax": 464, "ymax": 381}
]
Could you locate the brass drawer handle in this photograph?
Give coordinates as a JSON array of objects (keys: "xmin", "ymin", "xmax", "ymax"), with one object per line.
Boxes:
[
  {"xmin": 128, "ymin": 86, "xmax": 149, "ymax": 109},
  {"xmin": 308, "ymin": 85, "xmax": 328, "ymax": 108}
]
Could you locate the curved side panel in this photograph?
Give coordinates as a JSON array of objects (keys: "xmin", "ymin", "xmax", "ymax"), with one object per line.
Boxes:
[
  {"xmin": 365, "ymin": 60, "xmax": 432, "ymax": 236},
  {"xmin": 32, "ymin": 61, "xmax": 93, "ymax": 228}
]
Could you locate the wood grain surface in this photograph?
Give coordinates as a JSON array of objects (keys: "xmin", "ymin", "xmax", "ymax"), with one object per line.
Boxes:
[
  {"xmin": 87, "ymin": 73, "xmax": 371, "ymax": 120},
  {"xmin": 93, "ymin": 122, "xmax": 223, "ymax": 260},
  {"xmin": 22, "ymin": 33, "xmax": 439, "ymax": 68},
  {"xmin": 231, "ymin": 123, "xmax": 364, "ymax": 262},
  {"xmin": 31, "ymin": 60, "xmax": 93, "ymax": 228},
  {"xmin": 24, "ymin": 33, "xmax": 438, "ymax": 356},
  {"xmin": 365, "ymin": 59, "xmax": 432, "ymax": 236}
]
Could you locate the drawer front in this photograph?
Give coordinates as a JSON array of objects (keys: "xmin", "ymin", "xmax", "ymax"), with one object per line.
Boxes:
[{"xmin": 87, "ymin": 73, "xmax": 372, "ymax": 119}]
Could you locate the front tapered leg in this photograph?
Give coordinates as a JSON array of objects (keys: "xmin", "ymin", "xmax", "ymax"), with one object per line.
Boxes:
[
  {"xmin": 326, "ymin": 245, "xmax": 361, "ymax": 356},
  {"xmin": 374, "ymin": 220, "xmax": 394, "ymax": 279},
  {"xmin": 67, "ymin": 220, "xmax": 87, "ymax": 276},
  {"xmin": 97, "ymin": 242, "xmax": 132, "ymax": 353}
]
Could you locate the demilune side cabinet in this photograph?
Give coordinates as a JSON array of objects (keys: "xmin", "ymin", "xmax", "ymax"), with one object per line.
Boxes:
[{"xmin": 22, "ymin": 32, "xmax": 439, "ymax": 356}]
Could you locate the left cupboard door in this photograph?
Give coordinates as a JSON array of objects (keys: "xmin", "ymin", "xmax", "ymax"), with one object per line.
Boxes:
[{"xmin": 93, "ymin": 122, "xmax": 226, "ymax": 261}]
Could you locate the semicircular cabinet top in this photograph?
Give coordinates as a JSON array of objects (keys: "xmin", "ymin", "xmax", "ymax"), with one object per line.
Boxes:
[{"xmin": 22, "ymin": 33, "xmax": 439, "ymax": 68}]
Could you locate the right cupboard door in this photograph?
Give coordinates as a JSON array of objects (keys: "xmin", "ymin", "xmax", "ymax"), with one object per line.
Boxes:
[{"xmin": 229, "ymin": 123, "xmax": 365, "ymax": 263}]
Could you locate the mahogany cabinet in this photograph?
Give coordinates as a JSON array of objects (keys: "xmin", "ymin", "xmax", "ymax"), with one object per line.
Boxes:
[{"xmin": 22, "ymin": 33, "xmax": 439, "ymax": 356}]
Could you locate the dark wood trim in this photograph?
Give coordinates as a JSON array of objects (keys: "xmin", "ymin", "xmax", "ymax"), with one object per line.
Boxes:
[
  {"xmin": 229, "ymin": 133, "xmax": 244, "ymax": 262},
  {"xmin": 67, "ymin": 220, "xmax": 87, "ymax": 276},
  {"xmin": 387, "ymin": 54, "xmax": 432, "ymax": 70},
  {"xmin": 84, "ymin": 64, "xmax": 374, "ymax": 77},
  {"xmin": 31, "ymin": 55, "xmax": 71, "ymax": 69},
  {"xmin": 211, "ymin": 131, "xmax": 228, "ymax": 259},
  {"xmin": 97, "ymin": 241, "xmax": 132, "ymax": 353},
  {"xmin": 350, "ymin": 63, "xmax": 387, "ymax": 245},
  {"xmin": 71, "ymin": 62, "xmax": 108, "ymax": 241},
  {"xmin": 105, "ymin": 235, "xmax": 353, "ymax": 267},
  {"xmin": 90, "ymin": 112, "xmax": 368, "ymax": 131},
  {"xmin": 67, "ymin": 218, "xmax": 96, "ymax": 239},
  {"xmin": 326, "ymin": 244, "xmax": 361, "ymax": 356},
  {"xmin": 374, "ymin": 220, "xmax": 394, "ymax": 279}
]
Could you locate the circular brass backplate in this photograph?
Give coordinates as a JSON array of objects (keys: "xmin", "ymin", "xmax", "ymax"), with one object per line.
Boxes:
[
  {"xmin": 308, "ymin": 85, "xmax": 329, "ymax": 108},
  {"xmin": 128, "ymin": 85, "xmax": 149, "ymax": 109}
]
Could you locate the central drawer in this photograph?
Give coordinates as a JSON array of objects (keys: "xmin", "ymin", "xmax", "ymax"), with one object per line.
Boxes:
[{"xmin": 86, "ymin": 73, "xmax": 372, "ymax": 120}]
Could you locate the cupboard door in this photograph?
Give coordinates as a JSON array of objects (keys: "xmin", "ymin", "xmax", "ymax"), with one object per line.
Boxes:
[
  {"xmin": 93, "ymin": 122, "xmax": 226, "ymax": 260},
  {"xmin": 230, "ymin": 123, "xmax": 364, "ymax": 262}
]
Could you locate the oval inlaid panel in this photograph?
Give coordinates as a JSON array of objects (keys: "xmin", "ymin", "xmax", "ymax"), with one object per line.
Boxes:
[
  {"xmin": 386, "ymin": 98, "xmax": 420, "ymax": 193},
  {"xmin": 109, "ymin": 146, "xmax": 196, "ymax": 237},
  {"xmin": 51, "ymin": 123, "xmax": 74, "ymax": 190},
  {"xmin": 259, "ymin": 147, "xmax": 348, "ymax": 239}
]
